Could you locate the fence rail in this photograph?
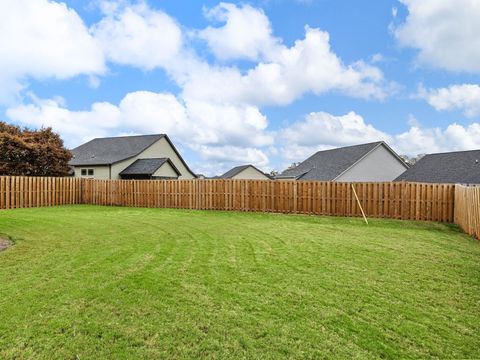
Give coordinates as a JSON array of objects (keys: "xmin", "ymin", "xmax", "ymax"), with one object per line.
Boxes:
[
  {"xmin": 454, "ymin": 185, "xmax": 480, "ymax": 239},
  {"xmin": 0, "ymin": 176, "xmax": 466, "ymax": 225}
]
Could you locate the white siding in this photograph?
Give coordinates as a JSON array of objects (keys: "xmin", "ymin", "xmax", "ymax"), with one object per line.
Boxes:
[
  {"xmin": 336, "ymin": 145, "xmax": 407, "ymax": 182},
  {"xmin": 73, "ymin": 137, "xmax": 195, "ymax": 180}
]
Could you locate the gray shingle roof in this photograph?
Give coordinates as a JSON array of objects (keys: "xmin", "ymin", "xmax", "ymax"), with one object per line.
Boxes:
[
  {"xmin": 220, "ymin": 165, "xmax": 251, "ymax": 178},
  {"xmin": 395, "ymin": 150, "xmax": 480, "ymax": 184},
  {"xmin": 218, "ymin": 165, "xmax": 271, "ymax": 179},
  {"xmin": 277, "ymin": 142, "xmax": 386, "ymax": 181},
  {"xmin": 119, "ymin": 158, "xmax": 180, "ymax": 176},
  {"xmin": 70, "ymin": 134, "xmax": 165, "ymax": 165}
]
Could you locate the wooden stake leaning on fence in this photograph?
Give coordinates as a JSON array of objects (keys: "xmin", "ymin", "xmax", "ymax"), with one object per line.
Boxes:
[{"xmin": 351, "ymin": 184, "xmax": 368, "ymax": 224}]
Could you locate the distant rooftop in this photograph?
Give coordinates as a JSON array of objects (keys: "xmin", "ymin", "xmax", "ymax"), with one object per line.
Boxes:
[
  {"xmin": 217, "ymin": 165, "xmax": 271, "ymax": 179},
  {"xmin": 395, "ymin": 149, "xmax": 480, "ymax": 184},
  {"xmin": 278, "ymin": 142, "xmax": 397, "ymax": 181}
]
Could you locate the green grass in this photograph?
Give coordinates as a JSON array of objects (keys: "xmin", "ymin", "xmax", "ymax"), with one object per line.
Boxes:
[{"xmin": 0, "ymin": 206, "xmax": 479, "ymax": 359}]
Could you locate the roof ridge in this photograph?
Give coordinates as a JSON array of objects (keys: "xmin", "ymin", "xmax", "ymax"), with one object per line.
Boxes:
[
  {"xmin": 91, "ymin": 133, "xmax": 165, "ymax": 141},
  {"xmin": 424, "ymin": 149, "xmax": 480, "ymax": 156},
  {"xmin": 311, "ymin": 141, "xmax": 383, "ymax": 155}
]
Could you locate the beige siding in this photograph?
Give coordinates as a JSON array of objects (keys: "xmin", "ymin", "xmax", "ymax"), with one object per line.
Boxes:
[
  {"xmin": 73, "ymin": 137, "xmax": 194, "ymax": 180},
  {"xmin": 336, "ymin": 144, "xmax": 407, "ymax": 182},
  {"xmin": 232, "ymin": 166, "xmax": 270, "ymax": 180},
  {"xmin": 152, "ymin": 162, "xmax": 179, "ymax": 178},
  {"xmin": 73, "ymin": 165, "xmax": 110, "ymax": 179},
  {"xmin": 111, "ymin": 137, "xmax": 195, "ymax": 179}
]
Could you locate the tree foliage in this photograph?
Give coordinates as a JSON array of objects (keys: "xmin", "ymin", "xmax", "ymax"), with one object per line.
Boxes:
[{"xmin": 0, "ymin": 122, "xmax": 72, "ymax": 176}]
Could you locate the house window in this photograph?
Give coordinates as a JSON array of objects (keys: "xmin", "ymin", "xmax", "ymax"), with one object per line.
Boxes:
[
  {"xmin": 88, "ymin": 169, "xmax": 94, "ymax": 176},
  {"xmin": 81, "ymin": 169, "xmax": 87, "ymax": 176}
]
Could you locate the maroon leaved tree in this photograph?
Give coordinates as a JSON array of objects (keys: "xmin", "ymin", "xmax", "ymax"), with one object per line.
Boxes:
[{"xmin": 0, "ymin": 122, "xmax": 72, "ymax": 176}]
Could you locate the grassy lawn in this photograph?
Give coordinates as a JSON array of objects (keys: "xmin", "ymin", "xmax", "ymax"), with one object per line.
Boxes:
[{"xmin": 0, "ymin": 206, "xmax": 479, "ymax": 359}]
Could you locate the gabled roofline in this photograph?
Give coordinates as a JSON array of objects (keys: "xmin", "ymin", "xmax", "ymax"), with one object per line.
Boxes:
[
  {"xmin": 70, "ymin": 134, "xmax": 197, "ymax": 178},
  {"xmin": 419, "ymin": 149, "xmax": 480, "ymax": 157},
  {"xmin": 162, "ymin": 158, "xmax": 181, "ymax": 176},
  {"xmin": 332, "ymin": 141, "xmax": 409, "ymax": 181},
  {"xmin": 119, "ymin": 158, "xmax": 181, "ymax": 176},
  {"xmin": 244, "ymin": 164, "xmax": 273, "ymax": 180},
  {"xmin": 221, "ymin": 164, "xmax": 272, "ymax": 179},
  {"xmin": 161, "ymin": 135, "xmax": 197, "ymax": 178},
  {"xmin": 70, "ymin": 134, "xmax": 165, "ymax": 166}
]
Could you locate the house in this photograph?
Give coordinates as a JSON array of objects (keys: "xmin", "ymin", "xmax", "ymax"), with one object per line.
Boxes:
[
  {"xmin": 216, "ymin": 165, "xmax": 271, "ymax": 180},
  {"xmin": 277, "ymin": 141, "xmax": 408, "ymax": 182},
  {"xmin": 395, "ymin": 149, "xmax": 480, "ymax": 184},
  {"xmin": 70, "ymin": 134, "xmax": 196, "ymax": 180}
]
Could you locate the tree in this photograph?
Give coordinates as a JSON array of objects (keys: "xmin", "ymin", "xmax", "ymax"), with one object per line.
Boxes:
[
  {"xmin": 287, "ymin": 162, "xmax": 300, "ymax": 170},
  {"xmin": 400, "ymin": 154, "xmax": 426, "ymax": 166},
  {"xmin": 0, "ymin": 122, "xmax": 72, "ymax": 176}
]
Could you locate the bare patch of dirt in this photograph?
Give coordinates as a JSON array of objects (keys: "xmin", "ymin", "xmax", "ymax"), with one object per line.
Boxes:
[{"xmin": 0, "ymin": 237, "xmax": 12, "ymax": 252}]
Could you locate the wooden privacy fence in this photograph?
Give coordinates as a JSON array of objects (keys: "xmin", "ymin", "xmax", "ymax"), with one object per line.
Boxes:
[
  {"xmin": 82, "ymin": 179, "xmax": 455, "ymax": 222},
  {"xmin": 0, "ymin": 177, "xmax": 459, "ymax": 223},
  {"xmin": 0, "ymin": 176, "xmax": 83, "ymax": 209},
  {"xmin": 454, "ymin": 185, "xmax": 480, "ymax": 239}
]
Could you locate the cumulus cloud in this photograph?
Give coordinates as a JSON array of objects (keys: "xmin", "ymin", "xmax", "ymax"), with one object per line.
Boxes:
[
  {"xmin": 418, "ymin": 84, "xmax": 480, "ymax": 118},
  {"xmin": 192, "ymin": 145, "xmax": 269, "ymax": 166},
  {"xmin": 185, "ymin": 26, "xmax": 390, "ymax": 106},
  {"xmin": 198, "ymin": 3, "xmax": 281, "ymax": 61},
  {"xmin": 395, "ymin": 0, "xmax": 480, "ymax": 73},
  {"xmin": 394, "ymin": 123, "xmax": 480, "ymax": 155},
  {"xmin": 0, "ymin": 0, "xmax": 401, "ymax": 174},
  {"xmin": 6, "ymin": 91, "xmax": 273, "ymax": 170},
  {"xmin": 0, "ymin": 0, "xmax": 105, "ymax": 103},
  {"xmin": 278, "ymin": 110, "xmax": 480, "ymax": 164},
  {"xmin": 278, "ymin": 111, "xmax": 391, "ymax": 162},
  {"xmin": 92, "ymin": 2, "xmax": 183, "ymax": 70}
]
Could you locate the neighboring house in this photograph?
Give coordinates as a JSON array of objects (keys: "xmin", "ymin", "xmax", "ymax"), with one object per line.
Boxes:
[
  {"xmin": 277, "ymin": 141, "xmax": 408, "ymax": 182},
  {"xmin": 216, "ymin": 165, "xmax": 271, "ymax": 180},
  {"xmin": 395, "ymin": 149, "xmax": 480, "ymax": 184},
  {"xmin": 70, "ymin": 134, "xmax": 196, "ymax": 180}
]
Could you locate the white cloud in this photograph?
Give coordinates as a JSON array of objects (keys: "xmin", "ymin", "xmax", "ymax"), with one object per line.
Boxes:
[
  {"xmin": 394, "ymin": 123, "xmax": 480, "ymax": 155},
  {"xmin": 0, "ymin": 0, "xmax": 391, "ymax": 110},
  {"xmin": 92, "ymin": 2, "xmax": 183, "ymax": 70},
  {"xmin": 184, "ymin": 26, "xmax": 390, "ymax": 106},
  {"xmin": 193, "ymin": 145, "xmax": 269, "ymax": 166},
  {"xmin": 0, "ymin": 0, "xmax": 105, "ymax": 103},
  {"xmin": 6, "ymin": 91, "xmax": 273, "ymax": 171},
  {"xmin": 0, "ymin": 1, "xmax": 396, "ymax": 174},
  {"xmin": 281, "ymin": 111, "xmax": 390, "ymax": 147},
  {"xmin": 278, "ymin": 110, "xmax": 480, "ymax": 164},
  {"xmin": 418, "ymin": 84, "xmax": 480, "ymax": 118},
  {"xmin": 392, "ymin": 7, "xmax": 398, "ymax": 18},
  {"xmin": 395, "ymin": 0, "xmax": 480, "ymax": 73},
  {"xmin": 184, "ymin": 100, "xmax": 273, "ymax": 148},
  {"xmin": 278, "ymin": 111, "xmax": 391, "ymax": 162},
  {"xmin": 198, "ymin": 3, "xmax": 280, "ymax": 61}
]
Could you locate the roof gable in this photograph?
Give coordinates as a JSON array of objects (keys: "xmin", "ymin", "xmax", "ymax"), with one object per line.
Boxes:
[
  {"xmin": 278, "ymin": 142, "xmax": 386, "ymax": 181},
  {"xmin": 219, "ymin": 164, "xmax": 270, "ymax": 179},
  {"xmin": 395, "ymin": 150, "xmax": 480, "ymax": 184},
  {"xmin": 119, "ymin": 158, "xmax": 180, "ymax": 176},
  {"xmin": 70, "ymin": 134, "xmax": 164, "ymax": 165}
]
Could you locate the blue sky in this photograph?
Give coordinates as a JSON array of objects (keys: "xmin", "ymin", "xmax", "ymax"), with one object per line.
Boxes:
[{"xmin": 1, "ymin": 0, "xmax": 480, "ymax": 175}]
